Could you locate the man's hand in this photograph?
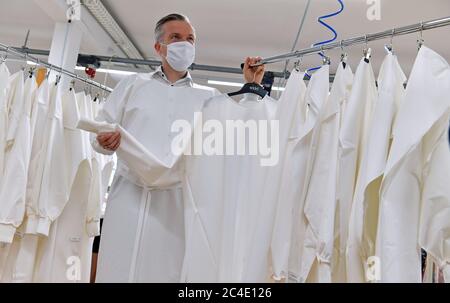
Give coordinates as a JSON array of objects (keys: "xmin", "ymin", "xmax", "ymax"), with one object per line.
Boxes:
[
  {"xmin": 243, "ymin": 56, "xmax": 265, "ymax": 85},
  {"xmin": 97, "ymin": 131, "xmax": 121, "ymax": 151}
]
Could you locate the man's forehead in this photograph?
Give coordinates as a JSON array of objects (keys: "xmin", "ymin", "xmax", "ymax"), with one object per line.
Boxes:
[{"xmin": 163, "ymin": 20, "xmax": 195, "ymax": 35}]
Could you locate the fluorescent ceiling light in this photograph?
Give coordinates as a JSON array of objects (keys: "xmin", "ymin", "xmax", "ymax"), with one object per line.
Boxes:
[
  {"xmin": 75, "ymin": 66, "xmax": 136, "ymax": 76},
  {"xmin": 208, "ymin": 80, "xmax": 285, "ymax": 91}
]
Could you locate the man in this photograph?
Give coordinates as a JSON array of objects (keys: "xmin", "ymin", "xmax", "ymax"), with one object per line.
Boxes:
[{"xmin": 92, "ymin": 13, "xmax": 265, "ymax": 282}]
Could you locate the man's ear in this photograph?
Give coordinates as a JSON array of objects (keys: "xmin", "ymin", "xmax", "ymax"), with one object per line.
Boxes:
[{"xmin": 154, "ymin": 42, "xmax": 161, "ymax": 54}]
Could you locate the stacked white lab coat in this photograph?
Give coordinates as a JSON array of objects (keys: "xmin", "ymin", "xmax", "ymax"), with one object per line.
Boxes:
[
  {"xmin": 336, "ymin": 58, "xmax": 377, "ymax": 282},
  {"xmin": 90, "ymin": 72, "xmax": 219, "ymax": 282},
  {"xmin": 32, "ymin": 90, "xmax": 93, "ymax": 283},
  {"xmin": 302, "ymin": 63, "xmax": 353, "ymax": 283},
  {"xmin": 346, "ymin": 53, "xmax": 406, "ymax": 282},
  {"xmin": 2, "ymin": 80, "xmax": 52, "ymax": 283},
  {"xmin": 376, "ymin": 46, "xmax": 450, "ymax": 283},
  {"xmin": 0, "ymin": 73, "xmax": 37, "ymax": 282}
]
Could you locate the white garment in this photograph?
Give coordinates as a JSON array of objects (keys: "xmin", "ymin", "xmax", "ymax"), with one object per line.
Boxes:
[
  {"xmin": 34, "ymin": 83, "xmax": 68, "ymax": 236},
  {"xmin": 302, "ymin": 63, "xmax": 353, "ymax": 283},
  {"xmin": 270, "ymin": 66, "xmax": 329, "ymax": 283},
  {"xmin": 269, "ymin": 69, "xmax": 307, "ymax": 281},
  {"xmin": 346, "ymin": 53, "xmax": 406, "ymax": 282},
  {"xmin": 32, "ymin": 90, "xmax": 95, "ymax": 282},
  {"xmin": 87, "ymin": 71, "xmax": 219, "ymax": 282},
  {"xmin": 376, "ymin": 46, "xmax": 450, "ymax": 282},
  {"xmin": 327, "ymin": 64, "xmax": 355, "ymax": 283},
  {"xmin": 0, "ymin": 71, "xmax": 27, "ymax": 243},
  {"xmin": 0, "ymin": 62, "xmax": 10, "ymax": 176},
  {"xmin": 336, "ymin": 58, "xmax": 377, "ymax": 282},
  {"xmin": 24, "ymin": 80, "xmax": 51, "ymax": 234},
  {"xmin": 181, "ymin": 93, "xmax": 280, "ymax": 283}
]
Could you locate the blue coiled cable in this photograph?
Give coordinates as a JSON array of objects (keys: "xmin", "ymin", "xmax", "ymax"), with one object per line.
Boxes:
[{"xmin": 305, "ymin": 0, "xmax": 344, "ymax": 79}]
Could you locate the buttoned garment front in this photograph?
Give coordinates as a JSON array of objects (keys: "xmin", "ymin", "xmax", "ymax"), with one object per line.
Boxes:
[{"xmin": 89, "ymin": 68, "xmax": 219, "ymax": 282}]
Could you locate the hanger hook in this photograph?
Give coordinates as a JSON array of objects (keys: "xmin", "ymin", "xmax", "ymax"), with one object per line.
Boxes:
[
  {"xmin": 294, "ymin": 58, "xmax": 302, "ymax": 72},
  {"xmin": 390, "ymin": 28, "xmax": 395, "ymax": 46},
  {"xmin": 417, "ymin": 21, "xmax": 425, "ymax": 50}
]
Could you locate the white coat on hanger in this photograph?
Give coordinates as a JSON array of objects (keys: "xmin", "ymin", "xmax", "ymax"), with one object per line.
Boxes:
[
  {"xmin": 33, "ymin": 82, "xmax": 68, "ymax": 237},
  {"xmin": 336, "ymin": 57, "xmax": 377, "ymax": 282},
  {"xmin": 302, "ymin": 62, "xmax": 353, "ymax": 283},
  {"xmin": 0, "ymin": 71, "xmax": 27, "ymax": 243},
  {"xmin": 180, "ymin": 93, "xmax": 279, "ymax": 283},
  {"xmin": 24, "ymin": 79, "xmax": 51, "ymax": 234},
  {"xmin": 376, "ymin": 46, "xmax": 450, "ymax": 283},
  {"xmin": 270, "ymin": 65, "xmax": 329, "ymax": 283},
  {"xmin": 268, "ymin": 69, "xmax": 307, "ymax": 281},
  {"xmin": 0, "ymin": 62, "xmax": 10, "ymax": 177},
  {"xmin": 346, "ymin": 53, "xmax": 406, "ymax": 283}
]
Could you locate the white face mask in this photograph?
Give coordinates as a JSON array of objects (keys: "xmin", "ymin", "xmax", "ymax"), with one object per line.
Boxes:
[{"xmin": 161, "ymin": 41, "xmax": 195, "ymax": 72}]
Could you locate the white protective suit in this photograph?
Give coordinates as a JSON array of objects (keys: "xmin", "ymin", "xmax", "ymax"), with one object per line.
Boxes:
[
  {"xmin": 270, "ymin": 65, "xmax": 329, "ymax": 283},
  {"xmin": 89, "ymin": 70, "xmax": 219, "ymax": 282},
  {"xmin": 0, "ymin": 62, "xmax": 10, "ymax": 176},
  {"xmin": 302, "ymin": 62, "xmax": 353, "ymax": 283},
  {"xmin": 376, "ymin": 46, "xmax": 450, "ymax": 283},
  {"xmin": 346, "ymin": 53, "xmax": 406, "ymax": 282},
  {"xmin": 180, "ymin": 94, "xmax": 279, "ymax": 282},
  {"xmin": 336, "ymin": 58, "xmax": 377, "ymax": 282}
]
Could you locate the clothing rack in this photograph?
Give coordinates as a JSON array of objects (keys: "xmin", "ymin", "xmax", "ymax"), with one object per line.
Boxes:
[
  {"xmin": 252, "ymin": 16, "xmax": 450, "ymax": 67},
  {"xmin": 0, "ymin": 42, "xmax": 113, "ymax": 92},
  {"xmin": 2, "ymin": 16, "xmax": 450, "ymax": 89}
]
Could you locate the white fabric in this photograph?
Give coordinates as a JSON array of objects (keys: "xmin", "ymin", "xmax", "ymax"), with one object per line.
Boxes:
[
  {"xmin": 270, "ymin": 66, "xmax": 330, "ymax": 283},
  {"xmin": 0, "ymin": 63, "xmax": 10, "ymax": 176},
  {"xmin": 269, "ymin": 69, "xmax": 307, "ymax": 280},
  {"xmin": 302, "ymin": 63, "xmax": 352, "ymax": 283},
  {"xmin": 31, "ymin": 83, "xmax": 68, "ymax": 236},
  {"xmin": 24, "ymin": 80, "xmax": 51, "ymax": 234},
  {"xmin": 85, "ymin": 71, "xmax": 219, "ymax": 282},
  {"xmin": 376, "ymin": 46, "xmax": 450, "ymax": 282},
  {"xmin": 0, "ymin": 71, "xmax": 27, "ymax": 243},
  {"xmin": 181, "ymin": 94, "xmax": 277, "ymax": 282},
  {"xmin": 327, "ymin": 64, "xmax": 355, "ymax": 283},
  {"xmin": 346, "ymin": 53, "xmax": 406, "ymax": 282},
  {"xmin": 335, "ymin": 58, "xmax": 377, "ymax": 282}
]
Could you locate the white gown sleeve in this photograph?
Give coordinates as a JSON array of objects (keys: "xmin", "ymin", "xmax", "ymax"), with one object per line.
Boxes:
[
  {"xmin": 90, "ymin": 74, "xmax": 138, "ymax": 155},
  {"xmin": 78, "ymin": 118, "xmax": 190, "ymax": 187}
]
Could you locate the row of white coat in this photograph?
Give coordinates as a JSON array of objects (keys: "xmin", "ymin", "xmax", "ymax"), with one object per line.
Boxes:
[
  {"xmin": 0, "ymin": 63, "xmax": 114, "ymax": 282},
  {"xmin": 270, "ymin": 46, "xmax": 450, "ymax": 283}
]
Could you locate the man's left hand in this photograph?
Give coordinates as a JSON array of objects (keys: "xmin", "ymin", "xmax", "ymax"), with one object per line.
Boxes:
[{"xmin": 243, "ymin": 56, "xmax": 265, "ymax": 85}]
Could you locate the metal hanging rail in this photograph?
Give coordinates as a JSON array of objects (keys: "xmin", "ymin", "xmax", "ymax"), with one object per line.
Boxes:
[
  {"xmin": 0, "ymin": 42, "xmax": 113, "ymax": 92},
  {"xmin": 252, "ymin": 16, "xmax": 450, "ymax": 67},
  {"xmin": 2, "ymin": 16, "xmax": 450, "ymax": 87}
]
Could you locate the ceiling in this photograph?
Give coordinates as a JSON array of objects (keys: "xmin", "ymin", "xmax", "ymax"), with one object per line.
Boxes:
[{"xmin": 0, "ymin": 0, "xmax": 449, "ymax": 91}]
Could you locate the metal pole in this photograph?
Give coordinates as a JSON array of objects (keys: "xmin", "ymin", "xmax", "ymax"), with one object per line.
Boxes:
[
  {"xmin": 0, "ymin": 42, "xmax": 113, "ymax": 92},
  {"xmin": 253, "ymin": 15, "xmax": 450, "ymax": 66},
  {"xmin": 10, "ymin": 47, "xmax": 288, "ymax": 78}
]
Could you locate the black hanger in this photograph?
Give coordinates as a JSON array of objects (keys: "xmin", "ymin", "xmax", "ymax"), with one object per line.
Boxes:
[
  {"xmin": 229, "ymin": 62, "xmax": 268, "ymax": 98},
  {"xmin": 228, "ymin": 82, "xmax": 268, "ymax": 98}
]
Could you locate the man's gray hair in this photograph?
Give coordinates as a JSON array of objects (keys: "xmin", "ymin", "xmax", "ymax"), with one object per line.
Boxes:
[{"xmin": 154, "ymin": 13, "xmax": 193, "ymax": 42}]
